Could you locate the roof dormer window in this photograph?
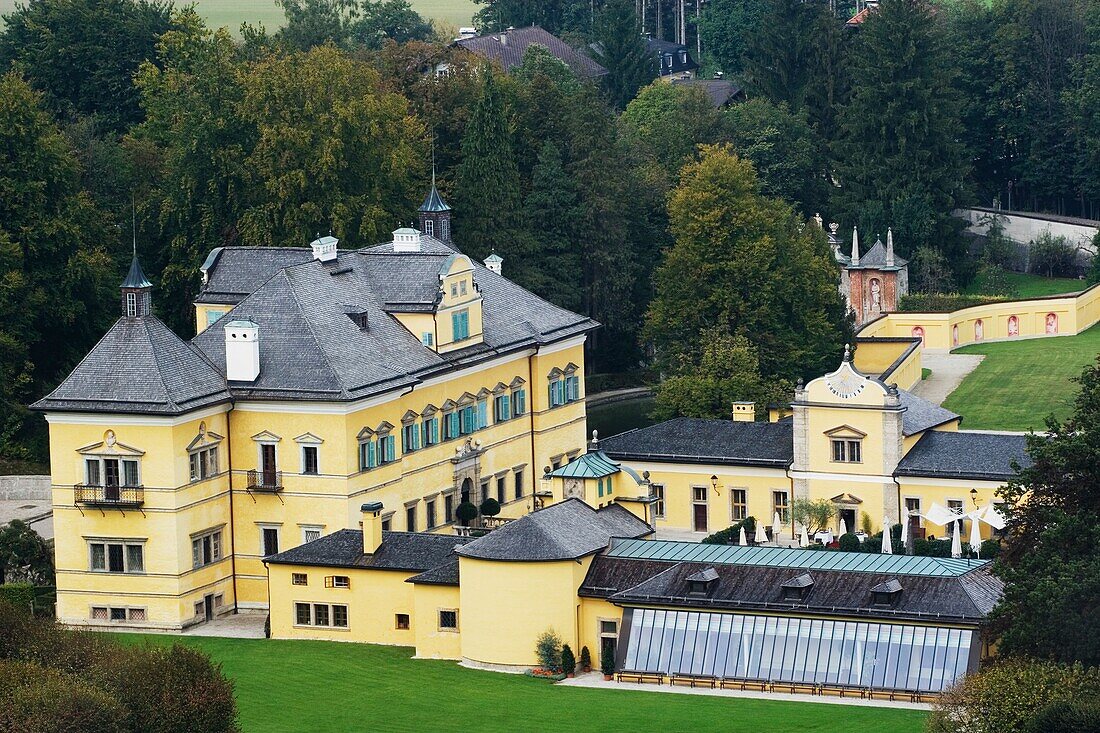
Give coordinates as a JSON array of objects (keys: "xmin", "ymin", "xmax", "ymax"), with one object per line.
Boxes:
[
  {"xmin": 870, "ymin": 578, "xmax": 903, "ymax": 607},
  {"xmin": 686, "ymin": 567, "xmax": 718, "ymax": 596},
  {"xmin": 780, "ymin": 573, "xmax": 814, "ymax": 602}
]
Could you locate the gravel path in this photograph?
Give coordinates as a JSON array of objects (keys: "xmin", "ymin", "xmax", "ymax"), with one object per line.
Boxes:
[{"xmin": 912, "ymin": 350, "xmax": 984, "ymax": 406}]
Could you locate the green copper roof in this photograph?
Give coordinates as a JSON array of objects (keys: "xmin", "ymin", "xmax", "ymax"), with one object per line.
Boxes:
[
  {"xmin": 606, "ymin": 538, "xmax": 988, "ymax": 578},
  {"xmin": 121, "ymin": 256, "xmax": 152, "ymax": 289},
  {"xmin": 419, "ymin": 183, "xmax": 451, "ymax": 213},
  {"xmin": 550, "ymin": 450, "xmax": 620, "ymax": 479}
]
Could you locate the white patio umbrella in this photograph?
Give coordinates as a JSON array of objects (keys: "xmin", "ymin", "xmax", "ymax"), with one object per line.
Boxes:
[
  {"xmin": 951, "ymin": 520, "xmax": 963, "ymax": 558},
  {"xmin": 899, "ymin": 512, "xmax": 909, "ymax": 546},
  {"xmin": 738, "ymin": 525, "xmax": 748, "ymax": 546},
  {"xmin": 980, "ymin": 504, "xmax": 1007, "ymax": 530},
  {"xmin": 969, "ymin": 516, "xmax": 983, "ymax": 558},
  {"xmin": 839, "ymin": 517, "xmax": 848, "ymax": 537},
  {"xmin": 924, "ymin": 502, "xmax": 957, "ymax": 529},
  {"xmin": 799, "ymin": 524, "xmax": 810, "ymax": 548},
  {"xmin": 773, "ymin": 511, "xmax": 783, "ymax": 543},
  {"xmin": 881, "ymin": 515, "xmax": 893, "ymax": 554}
]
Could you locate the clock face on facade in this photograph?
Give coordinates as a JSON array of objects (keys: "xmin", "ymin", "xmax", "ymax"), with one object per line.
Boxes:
[{"xmin": 826, "ymin": 369, "xmax": 866, "ymax": 399}]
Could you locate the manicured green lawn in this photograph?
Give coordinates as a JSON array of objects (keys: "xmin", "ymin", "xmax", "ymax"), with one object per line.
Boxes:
[
  {"xmin": 120, "ymin": 635, "xmax": 927, "ymax": 733},
  {"xmin": 962, "ymin": 272, "xmax": 1083, "ymax": 299},
  {"xmin": 943, "ymin": 322, "xmax": 1100, "ymax": 431},
  {"xmin": 0, "ymin": 0, "xmax": 479, "ymax": 31}
]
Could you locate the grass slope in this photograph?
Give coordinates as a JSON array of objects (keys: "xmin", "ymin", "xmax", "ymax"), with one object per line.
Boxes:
[
  {"xmin": 944, "ymin": 322, "xmax": 1100, "ymax": 431},
  {"xmin": 121, "ymin": 635, "xmax": 927, "ymax": 733},
  {"xmin": 962, "ymin": 272, "xmax": 1083, "ymax": 299},
  {"xmin": 0, "ymin": 0, "xmax": 479, "ymax": 31}
]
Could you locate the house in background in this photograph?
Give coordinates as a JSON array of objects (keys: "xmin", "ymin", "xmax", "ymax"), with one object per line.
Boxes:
[
  {"xmin": 670, "ymin": 76, "xmax": 745, "ymax": 108},
  {"xmin": 452, "ymin": 26, "xmax": 608, "ymax": 79},
  {"xmin": 646, "ymin": 37, "xmax": 699, "ymax": 79}
]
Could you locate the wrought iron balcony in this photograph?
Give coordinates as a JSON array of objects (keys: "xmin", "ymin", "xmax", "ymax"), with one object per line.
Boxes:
[
  {"xmin": 74, "ymin": 484, "xmax": 144, "ymax": 508},
  {"xmin": 246, "ymin": 469, "xmax": 283, "ymax": 492}
]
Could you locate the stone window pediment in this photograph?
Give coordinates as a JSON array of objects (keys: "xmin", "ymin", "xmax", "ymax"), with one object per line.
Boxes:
[
  {"xmin": 492, "ymin": 382, "xmax": 508, "ymax": 395},
  {"xmin": 456, "ymin": 392, "xmax": 476, "ymax": 406},
  {"xmin": 293, "ymin": 432, "xmax": 324, "ymax": 445},
  {"xmin": 509, "ymin": 376, "xmax": 526, "ymax": 389},
  {"xmin": 441, "ymin": 399, "xmax": 457, "ymax": 411},
  {"xmin": 824, "ymin": 425, "xmax": 867, "ymax": 439},
  {"xmin": 400, "ymin": 410, "xmax": 419, "ymax": 425},
  {"xmin": 422, "ymin": 404, "xmax": 439, "ymax": 417},
  {"xmin": 547, "ymin": 367, "xmax": 563, "ymax": 380},
  {"xmin": 357, "ymin": 426, "xmax": 375, "ymax": 441},
  {"xmin": 186, "ymin": 430, "xmax": 224, "ymax": 453},
  {"xmin": 251, "ymin": 430, "xmax": 282, "ymax": 443},
  {"xmin": 77, "ymin": 430, "xmax": 145, "ymax": 457},
  {"xmin": 476, "ymin": 387, "xmax": 492, "ymax": 399},
  {"xmin": 375, "ymin": 421, "xmax": 394, "ymax": 434}
]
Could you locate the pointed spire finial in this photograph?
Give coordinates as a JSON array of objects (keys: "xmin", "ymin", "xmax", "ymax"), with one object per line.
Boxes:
[
  {"xmin": 131, "ymin": 192, "xmax": 137, "ymax": 259},
  {"xmin": 851, "ymin": 227, "xmax": 860, "ymax": 265},
  {"xmin": 886, "ymin": 227, "xmax": 895, "ymax": 266}
]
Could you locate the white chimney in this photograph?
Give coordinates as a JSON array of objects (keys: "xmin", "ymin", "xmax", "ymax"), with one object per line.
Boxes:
[
  {"xmin": 224, "ymin": 320, "xmax": 260, "ymax": 382},
  {"xmin": 483, "ymin": 250, "xmax": 503, "ymax": 275},
  {"xmin": 310, "ymin": 235, "xmax": 338, "ymax": 262},
  {"xmin": 392, "ymin": 227, "xmax": 422, "ymax": 253}
]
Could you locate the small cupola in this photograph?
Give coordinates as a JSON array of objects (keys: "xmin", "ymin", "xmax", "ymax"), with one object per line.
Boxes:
[
  {"xmin": 393, "ymin": 227, "xmax": 422, "ymax": 253},
  {"xmin": 120, "ymin": 255, "xmax": 153, "ymax": 318},
  {"xmin": 780, "ymin": 573, "xmax": 815, "ymax": 602},
  {"xmin": 483, "ymin": 250, "xmax": 503, "ymax": 275},
  {"xmin": 419, "ymin": 173, "xmax": 453, "ymax": 244},
  {"xmin": 310, "ymin": 235, "xmax": 338, "ymax": 263},
  {"xmin": 869, "ymin": 578, "xmax": 903, "ymax": 607},
  {"xmin": 686, "ymin": 567, "xmax": 719, "ymax": 596}
]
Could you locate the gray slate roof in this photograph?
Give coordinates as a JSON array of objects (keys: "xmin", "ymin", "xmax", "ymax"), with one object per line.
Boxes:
[
  {"xmin": 190, "ymin": 237, "xmax": 596, "ymax": 402},
  {"xmin": 455, "ymin": 26, "xmax": 608, "ymax": 78},
  {"xmin": 456, "ymin": 499, "xmax": 652, "ymax": 561},
  {"xmin": 196, "ymin": 247, "xmax": 316, "ymax": 305},
  {"xmin": 836, "ymin": 238, "xmax": 908, "ymax": 271},
  {"xmin": 265, "ymin": 528, "xmax": 472, "ymax": 572},
  {"xmin": 406, "ymin": 556, "xmax": 460, "ymax": 585},
  {"xmin": 581, "ymin": 557, "xmax": 1002, "ymax": 623},
  {"xmin": 896, "ymin": 431, "xmax": 1031, "ymax": 481},
  {"xmin": 31, "ymin": 316, "xmax": 230, "ymax": 415},
  {"xmin": 599, "ymin": 417, "xmax": 794, "ymax": 468},
  {"xmin": 669, "ymin": 77, "xmax": 743, "ymax": 107},
  {"xmin": 896, "ymin": 389, "xmax": 960, "ymax": 436}
]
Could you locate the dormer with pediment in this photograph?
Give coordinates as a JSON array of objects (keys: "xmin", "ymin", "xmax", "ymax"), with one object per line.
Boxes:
[
  {"xmin": 435, "ymin": 254, "xmax": 484, "ymax": 352},
  {"xmin": 791, "ymin": 347, "xmax": 904, "ymax": 479}
]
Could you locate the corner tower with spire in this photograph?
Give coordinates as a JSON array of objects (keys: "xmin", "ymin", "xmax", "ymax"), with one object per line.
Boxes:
[{"xmin": 120, "ymin": 254, "xmax": 153, "ymax": 318}]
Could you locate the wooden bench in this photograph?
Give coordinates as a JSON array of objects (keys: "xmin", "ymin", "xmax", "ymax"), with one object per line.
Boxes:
[
  {"xmin": 616, "ymin": 670, "xmax": 666, "ymax": 685},
  {"xmin": 669, "ymin": 673, "xmax": 717, "ymax": 688}
]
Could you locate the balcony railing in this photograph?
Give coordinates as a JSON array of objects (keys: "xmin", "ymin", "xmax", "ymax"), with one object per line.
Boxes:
[
  {"xmin": 246, "ymin": 469, "xmax": 283, "ymax": 492},
  {"xmin": 74, "ymin": 484, "xmax": 144, "ymax": 508}
]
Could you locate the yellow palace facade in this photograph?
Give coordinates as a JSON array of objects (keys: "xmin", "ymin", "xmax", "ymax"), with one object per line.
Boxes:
[{"xmin": 33, "ymin": 186, "xmax": 597, "ymax": 630}]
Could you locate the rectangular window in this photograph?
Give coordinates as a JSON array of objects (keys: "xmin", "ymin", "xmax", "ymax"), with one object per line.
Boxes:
[
  {"xmin": 514, "ymin": 470, "xmax": 524, "ymax": 500},
  {"xmin": 90, "ymin": 541, "xmax": 143, "ymax": 573},
  {"xmin": 730, "ymin": 489, "xmax": 747, "ymax": 521},
  {"xmin": 444, "ymin": 494, "xmax": 454, "ymax": 524},
  {"xmin": 597, "ymin": 478, "xmax": 604, "ymax": 498},
  {"xmin": 122, "ymin": 459, "xmax": 140, "ymax": 487},
  {"xmin": 324, "ymin": 575, "xmax": 350, "ymax": 589},
  {"xmin": 693, "ymin": 486, "xmax": 707, "ymax": 503},
  {"xmin": 831, "ymin": 439, "xmax": 863, "ymax": 463},
  {"xmin": 313, "ymin": 604, "xmax": 329, "ymax": 627},
  {"xmin": 302, "ymin": 446, "xmax": 319, "ymax": 475},
  {"xmin": 444, "ymin": 412, "xmax": 460, "ymax": 440},
  {"xmin": 85, "ymin": 458, "xmax": 101, "ymax": 486},
  {"xmin": 206, "ymin": 309, "xmax": 225, "ymax": 327},
  {"xmin": 111, "ymin": 606, "xmax": 127, "ymax": 621},
  {"xmin": 773, "ymin": 490, "xmax": 790, "ymax": 524},
  {"xmin": 565, "ymin": 375, "xmax": 581, "ymax": 402},
  {"xmin": 296, "ymin": 603, "xmax": 311, "ymax": 625},
  {"xmin": 494, "ymin": 394, "xmax": 511, "ymax": 422},
  {"xmin": 652, "ymin": 484, "xmax": 665, "ymax": 518},
  {"xmin": 424, "ymin": 219, "xmax": 434, "ymax": 237},
  {"xmin": 459, "ymin": 280, "xmax": 467, "ymax": 295},
  {"xmin": 439, "ymin": 609, "xmax": 458, "ymax": 630},
  {"xmin": 191, "ymin": 529, "xmax": 222, "ymax": 569},
  {"xmin": 379, "ymin": 434, "xmax": 396, "ymax": 463},
  {"xmin": 476, "ymin": 400, "xmax": 488, "ymax": 429},
  {"xmin": 452, "ymin": 310, "xmax": 470, "ymax": 341},
  {"xmin": 128, "ymin": 608, "xmax": 146, "ymax": 621},
  {"xmin": 302, "ymin": 526, "xmax": 322, "ymax": 544},
  {"xmin": 421, "ymin": 332, "xmax": 434, "ymax": 347},
  {"xmin": 549, "ymin": 379, "xmax": 565, "ymax": 407},
  {"xmin": 402, "ymin": 424, "xmax": 418, "ymax": 454},
  {"xmin": 395, "ymin": 613, "xmax": 410, "ymax": 630},
  {"xmin": 261, "ymin": 527, "xmax": 279, "ymax": 556},
  {"xmin": 459, "ymin": 405, "xmax": 477, "ymax": 434},
  {"xmin": 513, "ymin": 389, "xmax": 526, "ymax": 415},
  {"xmin": 497, "ymin": 476, "xmax": 506, "ymax": 504},
  {"xmin": 189, "ymin": 447, "xmax": 218, "ymax": 482},
  {"xmin": 126, "ymin": 292, "xmax": 137, "ymax": 317},
  {"xmin": 292, "ymin": 573, "xmax": 308, "ymax": 586},
  {"xmin": 426, "ymin": 499, "xmax": 437, "ymax": 529},
  {"xmin": 332, "ymin": 605, "xmax": 348, "ymax": 628},
  {"xmin": 406, "ymin": 505, "xmax": 417, "ymax": 532},
  {"xmin": 423, "ymin": 417, "xmax": 439, "ymax": 446}
]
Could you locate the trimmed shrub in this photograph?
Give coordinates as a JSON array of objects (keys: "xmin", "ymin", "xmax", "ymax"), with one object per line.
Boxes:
[
  {"xmin": 838, "ymin": 533, "xmax": 861, "ymax": 552},
  {"xmin": 579, "ymin": 645, "xmax": 592, "ymax": 671},
  {"xmin": 535, "ymin": 629, "xmax": 562, "ymax": 672},
  {"xmin": 455, "ymin": 501, "xmax": 478, "ymax": 525},
  {"xmin": 1027, "ymin": 700, "xmax": 1100, "ymax": 733},
  {"xmin": 702, "ymin": 516, "xmax": 757, "ymax": 544},
  {"xmin": 0, "ymin": 659, "xmax": 126, "ymax": 733},
  {"xmin": 0, "ymin": 583, "xmax": 36, "ymax": 613},
  {"xmin": 898, "ymin": 293, "xmax": 1003, "ymax": 312},
  {"xmin": 979, "ymin": 538, "xmax": 1002, "ymax": 559},
  {"xmin": 601, "ymin": 648, "xmax": 616, "ymax": 676},
  {"xmin": 479, "ymin": 497, "xmax": 501, "ymax": 518},
  {"xmin": 928, "ymin": 659, "xmax": 1100, "ymax": 733},
  {"xmin": 560, "ymin": 644, "xmax": 576, "ymax": 675}
]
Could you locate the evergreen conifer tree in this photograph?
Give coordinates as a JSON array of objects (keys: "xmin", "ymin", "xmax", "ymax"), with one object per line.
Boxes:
[
  {"xmin": 590, "ymin": 0, "xmax": 655, "ymax": 110},
  {"xmin": 453, "ymin": 69, "xmax": 521, "ymax": 258}
]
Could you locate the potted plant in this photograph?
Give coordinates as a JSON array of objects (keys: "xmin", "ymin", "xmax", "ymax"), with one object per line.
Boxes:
[
  {"xmin": 535, "ymin": 629, "xmax": 562, "ymax": 674},
  {"xmin": 601, "ymin": 650, "xmax": 615, "ymax": 681},
  {"xmin": 455, "ymin": 500, "xmax": 478, "ymax": 527},
  {"xmin": 579, "ymin": 645, "xmax": 592, "ymax": 673},
  {"xmin": 479, "ymin": 497, "xmax": 501, "ymax": 524},
  {"xmin": 561, "ymin": 644, "xmax": 576, "ymax": 678}
]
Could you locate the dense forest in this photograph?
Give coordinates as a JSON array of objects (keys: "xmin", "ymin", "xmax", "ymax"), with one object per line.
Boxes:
[{"xmin": 0, "ymin": 0, "xmax": 1096, "ymax": 463}]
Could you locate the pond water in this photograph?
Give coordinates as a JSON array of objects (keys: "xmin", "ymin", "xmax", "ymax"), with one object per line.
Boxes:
[{"xmin": 586, "ymin": 396, "xmax": 658, "ymax": 439}]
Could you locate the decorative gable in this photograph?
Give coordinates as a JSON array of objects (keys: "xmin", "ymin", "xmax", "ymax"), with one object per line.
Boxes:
[
  {"xmin": 251, "ymin": 430, "xmax": 282, "ymax": 443},
  {"xmin": 293, "ymin": 432, "xmax": 324, "ymax": 445}
]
